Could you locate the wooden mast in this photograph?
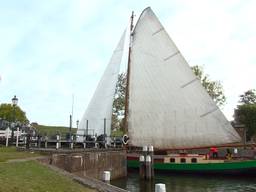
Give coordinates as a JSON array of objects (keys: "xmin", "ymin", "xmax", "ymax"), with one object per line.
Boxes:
[{"xmin": 124, "ymin": 11, "xmax": 134, "ymax": 135}]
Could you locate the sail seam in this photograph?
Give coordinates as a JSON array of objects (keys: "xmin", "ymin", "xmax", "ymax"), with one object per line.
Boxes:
[
  {"xmin": 200, "ymin": 107, "xmax": 218, "ymax": 117},
  {"xmin": 114, "ymin": 48, "xmax": 124, "ymax": 53},
  {"xmin": 181, "ymin": 78, "xmax": 198, "ymax": 88},
  {"xmin": 152, "ymin": 27, "xmax": 164, "ymax": 36},
  {"xmin": 163, "ymin": 51, "xmax": 180, "ymax": 61}
]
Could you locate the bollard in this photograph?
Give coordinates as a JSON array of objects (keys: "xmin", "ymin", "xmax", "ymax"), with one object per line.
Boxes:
[
  {"xmin": 139, "ymin": 155, "xmax": 145, "ymax": 179},
  {"xmin": 102, "ymin": 171, "xmax": 111, "ymax": 182},
  {"xmin": 149, "ymin": 145, "xmax": 154, "ymax": 177},
  {"xmin": 155, "ymin": 183, "xmax": 166, "ymax": 192},
  {"xmin": 145, "ymin": 155, "xmax": 152, "ymax": 180},
  {"xmin": 16, "ymin": 127, "xmax": 19, "ymax": 147}
]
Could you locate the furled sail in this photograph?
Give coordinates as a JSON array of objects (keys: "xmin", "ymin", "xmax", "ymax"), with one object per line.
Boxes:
[
  {"xmin": 128, "ymin": 7, "xmax": 240, "ymax": 149},
  {"xmin": 77, "ymin": 30, "xmax": 126, "ymax": 138}
]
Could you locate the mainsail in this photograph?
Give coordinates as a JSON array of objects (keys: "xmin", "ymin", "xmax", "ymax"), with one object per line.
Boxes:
[
  {"xmin": 127, "ymin": 7, "xmax": 240, "ymax": 149},
  {"xmin": 77, "ymin": 30, "xmax": 126, "ymax": 138}
]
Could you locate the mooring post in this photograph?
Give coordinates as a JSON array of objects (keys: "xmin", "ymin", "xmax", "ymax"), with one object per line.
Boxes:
[
  {"xmin": 145, "ymin": 155, "xmax": 152, "ymax": 180},
  {"xmin": 16, "ymin": 127, "xmax": 19, "ymax": 147},
  {"xmin": 139, "ymin": 155, "xmax": 145, "ymax": 179},
  {"xmin": 143, "ymin": 146, "xmax": 148, "ymax": 157},
  {"xmin": 155, "ymin": 183, "xmax": 166, "ymax": 192},
  {"xmin": 149, "ymin": 145, "xmax": 154, "ymax": 177}
]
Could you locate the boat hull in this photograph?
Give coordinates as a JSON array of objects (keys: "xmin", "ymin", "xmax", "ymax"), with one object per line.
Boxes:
[{"xmin": 127, "ymin": 159, "xmax": 256, "ymax": 175}]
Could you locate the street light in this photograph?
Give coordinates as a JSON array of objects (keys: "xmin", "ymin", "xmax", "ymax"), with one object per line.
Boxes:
[
  {"xmin": 12, "ymin": 95, "xmax": 18, "ymax": 106},
  {"xmin": 11, "ymin": 95, "xmax": 18, "ymax": 143},
  {"xmin": 76, "ymin": 120, "xmax": 79, "ymax": 129}
]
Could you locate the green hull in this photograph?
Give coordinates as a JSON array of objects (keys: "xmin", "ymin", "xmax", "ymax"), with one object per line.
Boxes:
[{"xmin": 128, "ymin": 159, "xmax": 256, "ymax": 174}]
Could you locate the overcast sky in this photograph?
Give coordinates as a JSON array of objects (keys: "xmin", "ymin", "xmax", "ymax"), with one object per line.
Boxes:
[{"xmin": 0, "ymin": 0, "xmax": 255, "ymax": 126}]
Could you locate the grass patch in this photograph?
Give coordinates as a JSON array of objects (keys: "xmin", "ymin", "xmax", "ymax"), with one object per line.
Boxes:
[
  {"xmin": 34, "ymin": 124, "xmax": 77, "ymax": 136},
  {"xmin": 111, "ymin": 129, "xmax": 124, "ymax": 137},
  {"xmin": 0, "ymin": 161, "xmax": 95, "ymax": 192},
  {"xmin": 0, "ymin": 147, "xmax": 41, "ymax": 162}
]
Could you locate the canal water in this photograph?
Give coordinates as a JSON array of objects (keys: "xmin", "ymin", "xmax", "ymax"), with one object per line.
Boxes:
[{"xmin": 111, "ymin": 171, "xmax": 256, "ymax": 192}]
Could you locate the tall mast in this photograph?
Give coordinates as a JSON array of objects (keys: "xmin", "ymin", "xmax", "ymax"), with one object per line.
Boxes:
[{"xmin": 124, "ymin": 11, "xmax": 134, "ymax": 134}]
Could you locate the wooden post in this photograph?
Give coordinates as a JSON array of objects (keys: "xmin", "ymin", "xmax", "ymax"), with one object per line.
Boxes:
[
  {"xmin": 145, "ymin": 155, "xmax": 152, "ymax": 180},
  {"xmin": 139, "ymin": 155, "xmax": 145, "ymax": 179},
  {"xmin": 149, "ymin": 145, "xmax": 154, "ymax": 177}
]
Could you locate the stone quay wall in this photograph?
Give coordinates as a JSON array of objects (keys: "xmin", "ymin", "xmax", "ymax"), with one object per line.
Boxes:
[{"xmin": 48, "ymin": 150, "xmax": 127, "ymax": 180}]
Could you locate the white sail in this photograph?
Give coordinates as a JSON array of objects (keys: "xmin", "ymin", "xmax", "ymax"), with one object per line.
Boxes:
[
  {"xmin": 128, "ymin": 7, "xmax": 240, "ymax": 149},
  {"xmin": 77, "ymin": 30, "xmax": 126, "ymax": 138}
]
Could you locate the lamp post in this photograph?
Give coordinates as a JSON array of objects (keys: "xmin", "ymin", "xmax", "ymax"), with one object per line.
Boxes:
[
  {"xmin": 11, "ymin": 95, "xmax": 18, "ymax": 143},
  {"xmin": 76, "ymin": 120, "xmax": 79, "ymax": 129}
]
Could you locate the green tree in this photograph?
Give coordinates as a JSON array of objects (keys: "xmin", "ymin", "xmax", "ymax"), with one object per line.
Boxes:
[
  {"xmin": 235, "ymin": 104, "xmax": 256, "ymax": 140},
  {"xmin": 239, "ymin": 89, "xmax": 256, "ymax": 104},
  {"xmin": 235, "ymin": 89, "xmax": 256, "ymax": 140},
  {"xmin": 191, "ymin": 65, "xmax": 226, "ymax": 107},
  {"xmin": 0, "ymin": 103, "xmax": 29, "ymax": 124},
  {"xmin": 111, "ymin": 73, "xmax": 126, "ymax": 132}
]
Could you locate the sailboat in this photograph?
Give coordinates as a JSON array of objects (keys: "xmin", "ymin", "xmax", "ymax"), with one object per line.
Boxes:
[{"xmin": 78, "ymin": 7, "xmax": 256, "ymax": 174}]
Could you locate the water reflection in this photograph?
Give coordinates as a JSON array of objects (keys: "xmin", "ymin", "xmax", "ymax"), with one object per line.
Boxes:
[{"xmin": 111, "ymin": 170, "xmax": 256, "ymax": 192}]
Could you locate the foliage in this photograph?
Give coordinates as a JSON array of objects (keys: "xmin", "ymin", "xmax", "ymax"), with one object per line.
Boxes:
[
  {"xmin": 235, "ymin": 104, "xmax": 256, "ymax": 140},
  {"xmin": 239, "ymin": 89, "xmax": 256, "ymax": 104},
  {"xmin": 112, "ymin": 73, "xmax": 126, "ymax": 131},
  {"xmin": 191, "ymin": 65, "xmax": 226, "ymax": 107},
  {"xmin": 0, "ymin": 160, "xmax": 95, "ymax": 192},
  {"xmin": 0, "ymin": 103, "xmax": 29, "ymax": 124},
  {"xmin": 111, "ymin": 129, "xmax": 124, "ymax": 137}
]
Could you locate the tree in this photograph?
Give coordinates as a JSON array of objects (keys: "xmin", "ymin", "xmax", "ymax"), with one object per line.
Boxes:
[
  {"xmin": 112, "ymin": 73, "xmax": 126, "ymax": 131},
  {"xmin": 235, "ymin": 104, "xmax": 256, "ymax": 140},
  {"xmin": 191, "ymin": 65, "xmax": 226, "ymax": 107},
  {"xmin": 239, "ymin": 89, "xmax": 256, "ymax": 104},
  {"xmin": 235, "ymin": 89, "xmax": 256, "ymax": 140},
  {"xmin": 0, "ymin": 103, "xmax": 29, "ymax": 124}
]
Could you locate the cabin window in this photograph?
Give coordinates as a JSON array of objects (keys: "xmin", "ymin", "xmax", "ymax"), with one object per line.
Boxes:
[
  {"xmin": 191, "ymin": 158, "xmax": 197, "ymax": 163},
  {"xmin": 180, "ymin": 158, "xmax": 186, "ymax": 163},
  {"xmin": 170, "ymin": 158, "xmax": 175, "ymax": 163}
]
